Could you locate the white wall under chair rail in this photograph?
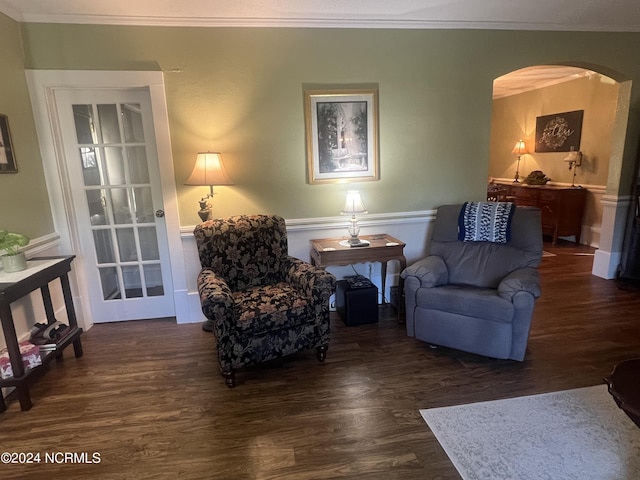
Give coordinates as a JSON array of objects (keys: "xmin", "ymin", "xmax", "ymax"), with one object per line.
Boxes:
[{"xmin": 179, "ymin": 210, "xmax": 436, "ymax": 324}]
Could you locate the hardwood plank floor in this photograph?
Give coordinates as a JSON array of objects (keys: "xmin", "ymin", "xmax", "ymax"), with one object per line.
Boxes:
[{"xmin": 1, "ymin": 241, "xmax": 639, "ymax": 479}]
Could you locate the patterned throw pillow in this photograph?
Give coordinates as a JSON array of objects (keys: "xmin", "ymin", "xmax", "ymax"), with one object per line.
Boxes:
[{"xmin": 458, "ymin": 201, "xmax": 515, "ymax": 243}]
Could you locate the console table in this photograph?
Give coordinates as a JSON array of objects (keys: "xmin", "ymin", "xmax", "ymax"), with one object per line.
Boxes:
[
  {"xmin": 0, "ymin": 256, "xmax": 83, "ymax": 412},
  {"xmin": 503, "ymin": 183, "xmax": 587, "ymax": 244},
  {"xmin": 310, "ymin": 234, "xmax": 406, "ymax": 319}
]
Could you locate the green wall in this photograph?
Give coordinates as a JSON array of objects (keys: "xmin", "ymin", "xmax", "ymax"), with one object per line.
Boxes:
[
  {"xmin": 13, "ymin": 24, "xmax": 640, "ymax": 227},
  {"xmin": 0, "ymin": 13, "xmax": 53, "ymax": 238}
]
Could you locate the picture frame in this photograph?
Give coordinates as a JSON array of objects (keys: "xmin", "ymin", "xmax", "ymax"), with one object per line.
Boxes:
[
  {"xmin": 0, "ymin": 114, "xmax": 17, "ymax": 173},
  {"xmin": 535, "ymin": 110, "xmax": 584, "ymax": 153},
  {"xmin": 304, "ymin": 88, "xmax": 379, "ymax": 184}
]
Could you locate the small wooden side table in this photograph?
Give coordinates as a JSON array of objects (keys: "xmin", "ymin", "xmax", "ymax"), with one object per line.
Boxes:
[
  {"xmin": 310, "ymin": 234, "xmax": 406, "ymax": 319},
  {"xmin": 0, "ymin": 256, "xmax": 84, "ymax": 412}
]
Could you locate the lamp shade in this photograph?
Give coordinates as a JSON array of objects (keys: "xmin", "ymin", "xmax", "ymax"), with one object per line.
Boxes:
[
  {"xmin": 512, "ymin": 140, "xmax": 527, "ymax": 156},
  {"xmin": 185, "ymin": 152, "xmax": 233, "ymax": 186},
  {"xmin": 564, "ymin": 150, "xmax": 579, "ymax": 162},
  {"xmin": 340, "ymin": 190, "xmax": 368, "ymax": 215}
]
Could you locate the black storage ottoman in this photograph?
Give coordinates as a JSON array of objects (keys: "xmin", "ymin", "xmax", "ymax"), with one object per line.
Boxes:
[{"xmin": 335, "ymin": 275, "xmax": 378, "ymax": 326}]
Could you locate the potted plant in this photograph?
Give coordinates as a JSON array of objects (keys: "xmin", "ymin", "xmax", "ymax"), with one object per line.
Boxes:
[{"xmin": 0, "ymin": 229, "xmax": 30, "ymax": 273}]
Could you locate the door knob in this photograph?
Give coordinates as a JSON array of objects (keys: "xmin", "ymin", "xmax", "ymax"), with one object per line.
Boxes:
[{"xmin": 155, "ymin": 209, "xmax": 165, "ymax": 218}]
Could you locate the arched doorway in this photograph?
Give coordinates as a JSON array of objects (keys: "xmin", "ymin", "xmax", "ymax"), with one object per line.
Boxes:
[{"xmin": 489, "ymin": 64, "xmax": 632, "ymax": 279}]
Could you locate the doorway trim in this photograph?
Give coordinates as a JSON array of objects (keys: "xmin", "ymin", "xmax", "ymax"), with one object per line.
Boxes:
[{"xmin": 26, "ymin": 70, "xmax": 188, "ymax": 330}]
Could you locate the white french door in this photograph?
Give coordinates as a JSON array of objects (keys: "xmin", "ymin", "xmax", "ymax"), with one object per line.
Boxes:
[{"xmin": 54, "ymin": 88, "xmax": 175, "ymax": 323}]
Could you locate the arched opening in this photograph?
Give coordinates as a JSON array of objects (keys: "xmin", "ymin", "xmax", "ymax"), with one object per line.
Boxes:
[{"xmin": 489, "ymin": 64, "xmax": 632, "ymax": 278}]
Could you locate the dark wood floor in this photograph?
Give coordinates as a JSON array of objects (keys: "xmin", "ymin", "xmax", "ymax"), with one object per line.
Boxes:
[{"xmin": 1, "ymin": 241, "xmax": 639, "ymax": 479}]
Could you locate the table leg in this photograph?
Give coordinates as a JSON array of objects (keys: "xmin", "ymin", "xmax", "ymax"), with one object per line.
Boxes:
[
  {"xmin": 41, "ymin": 284, "xmax": 57, "ymax": 324},
  {"xmin": 380, "ymin": 261, "xmax": 388, "ymax": 304},
  {"xmin": 60, "ymin": 273, "xmax": 83, "ymax": 358},
  {"xmin": 397, "ymin": 256, "xmax": 407, "ymax": 323}
]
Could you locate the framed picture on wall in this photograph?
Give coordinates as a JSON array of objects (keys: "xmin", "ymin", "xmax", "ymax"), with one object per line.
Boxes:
[
  {"xmin": 535, "ymin": 110, "xmax": 584, "ymax": 153},
  {"xmin": 0, "ymin": 114, "xmax": 17, "ymax": 173},
  {"xmin": 304, "ymin": 88, "xmax": 379, "ymax": 184}
]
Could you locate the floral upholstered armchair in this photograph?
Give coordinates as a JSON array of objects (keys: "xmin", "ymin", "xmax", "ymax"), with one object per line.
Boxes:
[{"xmin": 194, "ymin": 214, "xmax": 336, "ymax": 387}]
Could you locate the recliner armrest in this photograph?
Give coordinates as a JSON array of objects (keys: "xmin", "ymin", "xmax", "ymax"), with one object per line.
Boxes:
[
  {"xmin": 283, "ymin": 256, "xmax": 336, "ymax": 300},
  {"xmin": 497, "ymin": 267, "xmax": 541, "ymax": 301},
  {"xmin": 197, "ymin": 268, "xmax": 235, "ymax": 333},
  {"xmin": 401, "ymin": 255, "xmax": 448, "ymax": 287}
]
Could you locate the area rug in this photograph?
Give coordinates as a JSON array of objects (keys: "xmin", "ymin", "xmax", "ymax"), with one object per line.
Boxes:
[{"xmin": 420, "ymin": 385, "xmax": 640, "ymax": 480}]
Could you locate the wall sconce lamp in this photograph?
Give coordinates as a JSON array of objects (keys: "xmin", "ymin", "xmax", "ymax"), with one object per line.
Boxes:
[
  {"xmin": 185, "ymin": 152, "xmax": 234, "ymax": 222},
  {"xmin": 339, "ymin": 190, "xmax": 369, "ymax": 247},
  {"xmin": 564, "ymin": 147, "xmax": 583, "ymax": 187},
  {"xmin": 512, "ymin": 140, "xmax": 528, "ymax": 183}
]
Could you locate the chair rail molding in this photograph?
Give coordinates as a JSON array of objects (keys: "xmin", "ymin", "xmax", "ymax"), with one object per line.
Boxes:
[{"xmin": 179, "ymin": 210, "xmax": 435, "ymax": 324}]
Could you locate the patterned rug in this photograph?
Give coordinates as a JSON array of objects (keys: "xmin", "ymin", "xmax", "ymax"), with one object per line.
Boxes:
[{"xmin": 420, "ymin": 385, "xmax": 640, "ymax": 480}]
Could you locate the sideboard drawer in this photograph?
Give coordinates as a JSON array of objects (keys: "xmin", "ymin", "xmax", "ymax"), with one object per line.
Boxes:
[{"xmin": 538, "ymin": 190, "xmax": 559, "ymax": 203}]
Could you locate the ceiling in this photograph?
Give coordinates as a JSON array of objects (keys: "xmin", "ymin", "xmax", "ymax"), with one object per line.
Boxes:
[
  {"xmin": 493, "ymin": 66, "xmax": 603, "ymax": 99},
  {"xmin": 0, "ymin": 0, "xmax": 639, "ymax": 31},
  {"xmin": 0, "ymin": 1, "xmax": 623, "ymax": 98}
]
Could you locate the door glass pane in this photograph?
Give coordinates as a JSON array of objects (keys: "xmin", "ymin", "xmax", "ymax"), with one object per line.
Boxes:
[
  {"xmin": 111, "ymin": 188, "xmax": 132, "ymax": 224},
  {"xmin": 127, "ymin": 146, "xmax": 150, "ymax": 184},
  {"xmin": 93, "ymin": 230, "xmax": 115, "ymax": 264},
  {"xmin": 73, "ymin": 105, "xmax": 96, "ymax": 144},
  {"xmin": 144, "ymin": 264, "xmax": 164, "ymax": 296},
  {"xmin": 87, "ymin": 190, "xmax": 109, "ymax": 225},
  {"xmin": 80, "ymin": 147, "xmax": 101, "ymax": 186},
  {"xmin": 121, "ymin": 103, "xmax": 145, "ymax": 143},
  {"xmin": 133, "ymin": 187, "xmax": 154, "ymax": 223},
  {"xmin": 138, "ymin": 227, "xmax": 159, "ymax": 260},
  {"xmin": 116, "ymin": 228, "xmax": 138, "ymax": 262},
  {"xmin": 97, "ymin": 104, "xmax": 121, "ymax": 144},
  {"xmin": 104, "ymin": 147, "xmax": 126, "ymax": 185},
  {"xmin": 122, "ymin": 266, "xmax": 143, "ymax": 298},
  {"xmin": 99, "ymin": 267, "xmax": 121, "ymax": 300}
]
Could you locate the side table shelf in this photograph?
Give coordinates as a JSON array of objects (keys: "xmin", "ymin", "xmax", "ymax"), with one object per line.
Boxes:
[{"xmin": 0, "ymin": 256, "xmax": 83, "ymax": 412}]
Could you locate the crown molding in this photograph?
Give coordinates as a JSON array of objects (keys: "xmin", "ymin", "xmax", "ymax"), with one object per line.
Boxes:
[{"xmin": 5, "ymin": 13, "xmax": 640, "ymax": 32}]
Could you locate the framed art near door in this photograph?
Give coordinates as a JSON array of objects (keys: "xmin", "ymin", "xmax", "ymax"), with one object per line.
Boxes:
[{"xmin": 0, "ymin": 114, "xmax": 17, "ymax": 173}]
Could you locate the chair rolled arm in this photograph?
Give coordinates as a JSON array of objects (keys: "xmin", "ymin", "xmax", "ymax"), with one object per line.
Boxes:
[
  {"xmin": 197, "ymin": 268, "xmax": 235, "ymax": 333},
  {"xmin": 283, "ymin": 256, "xmax": 336, "ymax": 300},
  {"xmin": 401, "ymin": 255, "xmax": 448, "ymax": 287},
  {"xmin": 497, "ymin": 267, "xmax": 541, "ymax": 301}
]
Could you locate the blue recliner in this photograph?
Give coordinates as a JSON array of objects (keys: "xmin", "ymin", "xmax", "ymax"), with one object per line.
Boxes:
[{"xmin": 401, "ymin": 203, "xmax": 543, "ymax": 361}]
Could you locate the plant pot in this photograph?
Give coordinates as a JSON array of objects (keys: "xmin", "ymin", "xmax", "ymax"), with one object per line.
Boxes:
[{"xmin": 1, "ymin": 252, "xmax": 28, "ymax": 273}]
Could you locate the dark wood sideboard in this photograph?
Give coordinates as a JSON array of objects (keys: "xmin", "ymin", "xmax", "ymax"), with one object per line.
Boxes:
[{"xmin": 503, "ymin": 184, "xmax": 587, "ymax": 244}]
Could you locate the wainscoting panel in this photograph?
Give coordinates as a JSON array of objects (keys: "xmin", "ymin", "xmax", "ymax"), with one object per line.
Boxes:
[{"xmin": 178, "ymin": 211, "xmax": 436, "ymax": 324}]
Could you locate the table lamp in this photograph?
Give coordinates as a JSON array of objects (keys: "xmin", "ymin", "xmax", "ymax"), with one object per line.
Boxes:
[
  {"xmin": 185, "ymin": 152, "xmax": 234, "ymax": 222},
  {"xmin": 512, "ymin": 140, "xmax": 527, "ymax": 183},
  {"xmin": 340, "ymin": 190, "xmax": 369, "ymax": 247}
]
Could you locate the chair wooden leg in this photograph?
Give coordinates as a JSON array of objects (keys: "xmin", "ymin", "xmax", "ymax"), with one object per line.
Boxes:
[
  {"xmin": 316, "ymin": 345, "xmax": 328, "ymax": 362},
  {"xmin": 221, "ymin": 368, "xmax": 235, "ymax": 388}
]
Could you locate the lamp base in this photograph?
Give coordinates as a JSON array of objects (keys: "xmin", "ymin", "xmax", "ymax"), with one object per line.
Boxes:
[
  {"xmin": 339, "ymin": 239, "xmax": 370, "ymax": 248},
  {"xmin": 197, "ymin": 199, "xmax": 211, "ymax": 222}
]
